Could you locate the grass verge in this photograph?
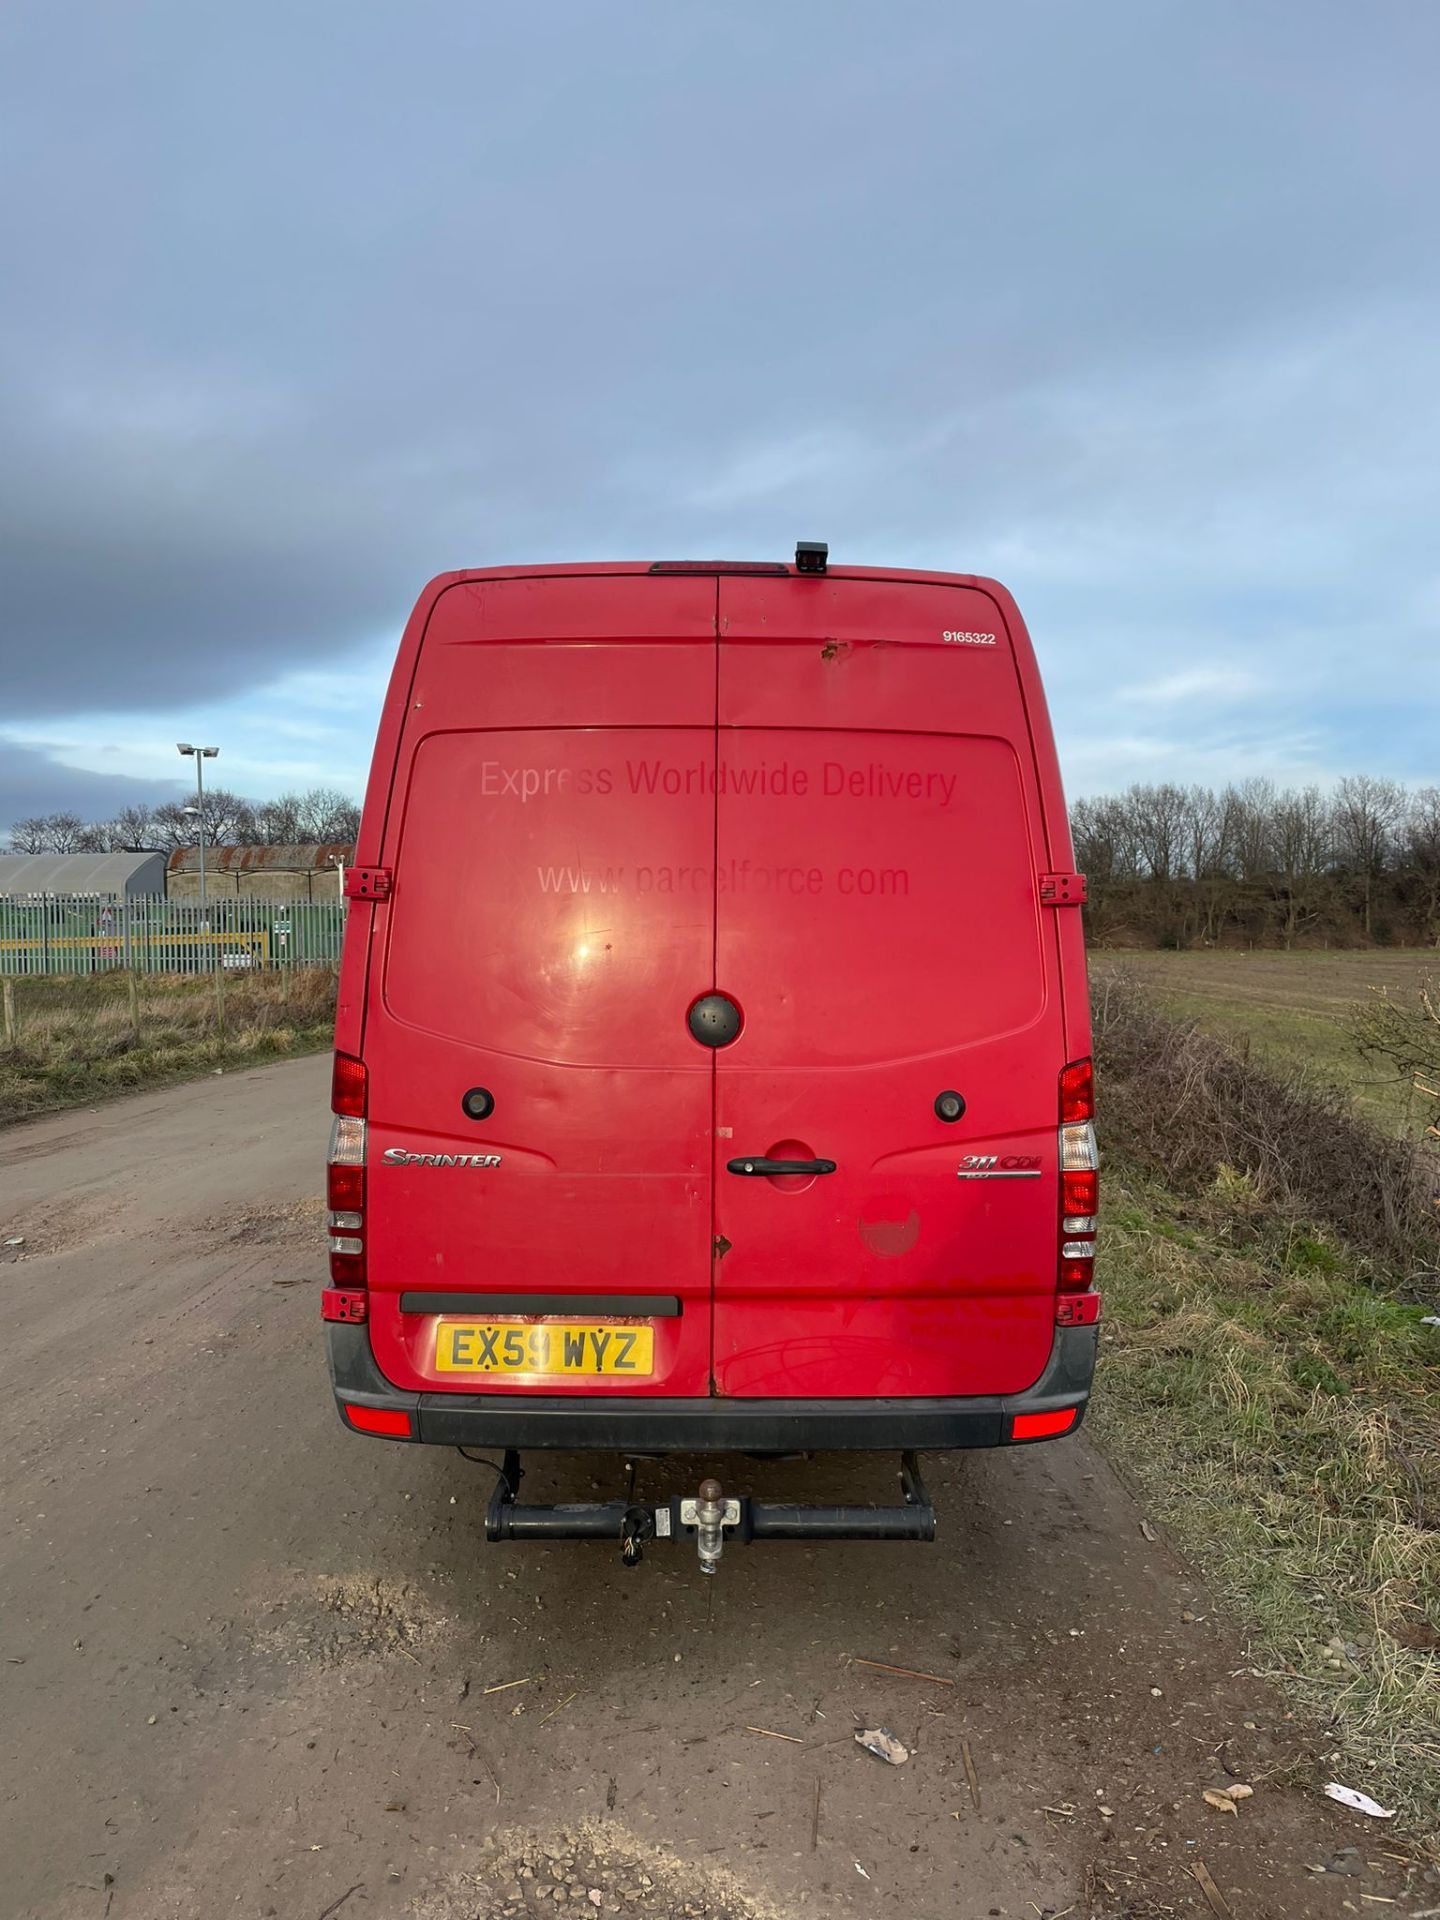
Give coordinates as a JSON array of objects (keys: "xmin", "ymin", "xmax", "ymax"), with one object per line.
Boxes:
[
  {"xmin": 1091, "ymin": 976, "xmax": 1440, "ymax": 1840},
  {"xmin": 0, "ymin": 966, "xmax": 337, "ymax": 1126},
  {"xmin": 1094, "ymin": 1169, "xmax": 1440, "ymax": 1837}
]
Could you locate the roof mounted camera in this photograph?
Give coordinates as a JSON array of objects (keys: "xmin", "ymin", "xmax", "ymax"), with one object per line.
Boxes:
[{"xmin": 794, "ymin": 541, "xmax": 828, "ymax": 575}]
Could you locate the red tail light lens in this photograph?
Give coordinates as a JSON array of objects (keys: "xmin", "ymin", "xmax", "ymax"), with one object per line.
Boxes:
[
  {"xmin": 1059, "ymin": 1249, "xmax": 1096, "ymax": 1291},
  {"xmin": 327, "ymin": 1162, "xmax": 364, "ymax": 1212},
  {"xmin": 344, "ymin": 1403, "xmax": 413, "ymax": 1439},
  {"xmin": 1061, "ymin": 1167, "xmax": 1098, "ymax": 1219},
  {"xmin": 1011, "ymin": 1407, "xmax": 1077, "ymax": 1442},
  {"xmin": 332, "ymin": 1051, "xmax": 367, "ymax": 1118},
  {"xmin": 1059, "ymin": 1056, "xmax": 1094, "ymax": 1124}
]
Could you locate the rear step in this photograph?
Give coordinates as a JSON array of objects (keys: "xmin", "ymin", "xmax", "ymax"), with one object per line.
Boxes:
[{"xmin": 482, "ymin": 1449, "xmax": 935, "ymax": 1570}]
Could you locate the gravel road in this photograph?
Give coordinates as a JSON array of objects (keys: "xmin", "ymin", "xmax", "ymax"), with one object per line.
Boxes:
[{"xmin": 0, "ymin": 1058, "xmax": 1428, "ymax": 1919}]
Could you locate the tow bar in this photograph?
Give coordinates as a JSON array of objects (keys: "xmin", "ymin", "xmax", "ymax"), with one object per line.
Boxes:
[{"xmin": 481, "ymin": 1450, "xmax": 936, "ymax": 1569}]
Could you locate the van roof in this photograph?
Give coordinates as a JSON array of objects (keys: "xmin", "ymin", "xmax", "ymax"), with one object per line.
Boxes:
[{"xmin": 411, "ymin": 561, "xmax": 1014, "ymax": 592}]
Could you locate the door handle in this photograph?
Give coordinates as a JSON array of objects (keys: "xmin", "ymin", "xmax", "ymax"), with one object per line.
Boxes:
[{"xmin": 726, "ymin": 1155, "xmax": 837, "ymax": 1177}]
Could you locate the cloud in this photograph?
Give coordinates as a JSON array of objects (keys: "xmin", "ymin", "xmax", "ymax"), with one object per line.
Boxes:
[
  {"xmin": 679, "ymin": 432, "xmax": 873, "ymax": 513},
  {"xmin": 0, "ymin": 0, "xmax": 1436, "ymax": 807},
  {"xmin": 0, "ymin": 743, "xmax": 185, "ymax": 829},
  {"xmin": 1118, "ymin": 667, "xmax": 1264, "ymax": 707},
  {"xmin": 1058, "ymin": 726, "xmax": 1331, "ymax": 795}
]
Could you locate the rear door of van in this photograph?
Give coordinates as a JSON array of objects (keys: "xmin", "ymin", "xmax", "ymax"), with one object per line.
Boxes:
[
  {"xmin": 710, "ymin": 574, "xmax": 1067, "ymax": 1399},
  {"xmin": 360, "ymin": 573, "xmax": 718, "ymax": 1398}
]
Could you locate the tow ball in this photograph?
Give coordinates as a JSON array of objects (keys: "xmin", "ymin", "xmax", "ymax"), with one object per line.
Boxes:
[
  {"xmin": 689, "ymin": 1478, "xmax": 730, "ymax": 1574},
  {"xmin": 480, "ymin": 1450, "xmax": 935, "ymax": 1568}
]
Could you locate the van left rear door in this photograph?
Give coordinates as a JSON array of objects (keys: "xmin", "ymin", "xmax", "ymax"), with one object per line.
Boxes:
[{"xmin": 361, "ymin": 573, "xmax": 718, "ymax": 1399}]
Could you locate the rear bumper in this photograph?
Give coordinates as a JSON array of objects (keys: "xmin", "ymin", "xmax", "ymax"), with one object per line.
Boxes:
[{"xmin": 326, "ymin": 1322, "xmax": 1098, "ymax": 1451}]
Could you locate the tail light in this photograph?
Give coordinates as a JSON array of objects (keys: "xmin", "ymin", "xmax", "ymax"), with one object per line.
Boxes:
[
  {"xmin": 332, "ymin": 1050, "xmax": 367, "ymax": 1118},
  {"xmin": 1011, "ymin": 1407, "xmax": 1078, "ymax": 1441},
  {"xmin": 324, "ymin": 1052, "xmax": 368, "ymax": 1319},
  {"xmin": 1058, "ymin": 1056, "xmax": 1099, "ymax": 1307},
  {"xmin": 1059, "ymin": 1056, "xmax": 1093, "ymax": 1124},
  {"xmin": 344, "ymin": 1403, "xmax": 414, "ymax": 1439}
]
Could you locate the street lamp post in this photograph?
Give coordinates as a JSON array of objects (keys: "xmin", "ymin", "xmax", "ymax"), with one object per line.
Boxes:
[
  {"xmin": 178, "ymin": 744, "xmax": 219, "ymax": 975},
  {"xmin": 176, "ymin": 743, "xmax": 219, "ymax": 910}
]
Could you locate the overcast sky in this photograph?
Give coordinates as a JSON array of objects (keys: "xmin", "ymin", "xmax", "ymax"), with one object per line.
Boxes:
[{"xmin": 2, "ymin": 2, "xmax": 1437, "ymax": 826}]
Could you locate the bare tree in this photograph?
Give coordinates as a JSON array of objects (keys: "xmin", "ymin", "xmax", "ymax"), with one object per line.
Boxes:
[
  {"xmin": 149, "ymin": 802, "xmax": 198, "ymax": 852},
  {"xmin": 1219, "ymin": 778, "xmax": 1276, "ymax": 880},
  {"xmin": 249, "ymin": 787, "xmax": 359, "ymax": 844},
  {"xmin": 1402, "ymin": 787, "xmax": 1440, "ymax": 945},
  {"xmin": 297, "ymin": 788, "xmax": 361, "ymax": 842},
  {"xmin": 1268, "ymin": 785, "xmax": 1333, "ymax": 947},
  {"xmin": 7, "ymin": 817, "xmax": 52, "ymax": 854},
  {"xmin": 1128, "ymin": 783, "xmax": 1189, "ymax": 882},
  {"xmin": 5, "ymin": 811, "xmax": 101, "ymax": 854},
  {"xmin": 252, "ymin": 794, "xmax": 304, "ymax": 845},
  {"xmin": 103, "ymin": 804, "xmax": 161, "ymax": 849},
  {"xmin": 1182, "ymin": 786, "xmax": 1227, "ymax": 880},
  {"xmin": 1332, "ymin": 775, "xmax": 1405, "ymax": 937}
]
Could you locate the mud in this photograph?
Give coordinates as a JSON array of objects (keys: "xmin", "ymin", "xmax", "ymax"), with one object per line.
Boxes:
[{"xmin": 0, "ymin": 1057, "xmax": 1432, "ymax": 1919}]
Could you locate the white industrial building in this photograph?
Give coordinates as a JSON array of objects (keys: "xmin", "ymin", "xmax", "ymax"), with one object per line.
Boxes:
[{"xmin": 0, "ymin": 851, "xmax": 168, "ymax": 900}]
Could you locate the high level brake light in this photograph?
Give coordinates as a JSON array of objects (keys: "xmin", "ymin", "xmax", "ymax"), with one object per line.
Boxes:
[
  {"xmin": 322, "ymin": 1051, "xmax": 369, "ymax": 1322},
  {"xmin": 1058, "ymin": 1056, "xmax": 1100, "ymax": 1303}
]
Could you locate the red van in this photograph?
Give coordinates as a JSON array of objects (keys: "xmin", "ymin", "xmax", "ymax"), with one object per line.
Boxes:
[{"xmin": 324, "ymin": 549, "xmax": 1097, "ymax": 1566}]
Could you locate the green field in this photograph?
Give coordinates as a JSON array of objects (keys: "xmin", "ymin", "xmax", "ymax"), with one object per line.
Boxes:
[{"xmin": 1100, "ymin": 948, "xmax": 1438, "ymax": 1137}]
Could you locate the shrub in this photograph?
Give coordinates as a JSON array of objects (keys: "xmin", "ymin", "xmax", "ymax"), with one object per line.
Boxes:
[{"xmin": 1092, "ymin": 970, "xmax": 1439, "ymax": 1297}]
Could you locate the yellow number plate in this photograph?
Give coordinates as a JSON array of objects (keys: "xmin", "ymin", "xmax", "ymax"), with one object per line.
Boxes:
[{"xmin": 434, "ymin": 1320, "xmax": 655, "ymax": 1377}]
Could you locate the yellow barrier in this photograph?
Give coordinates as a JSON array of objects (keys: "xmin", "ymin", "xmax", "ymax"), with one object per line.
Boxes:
[{"xmin": 0, "ymin": 931, "xmax": 273, "ymax": 962}]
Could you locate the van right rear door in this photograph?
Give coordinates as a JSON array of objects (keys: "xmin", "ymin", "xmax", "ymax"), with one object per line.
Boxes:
[{"xmin": 710, "ymin": 574, "xmax": 1067, "ymax": 1400}]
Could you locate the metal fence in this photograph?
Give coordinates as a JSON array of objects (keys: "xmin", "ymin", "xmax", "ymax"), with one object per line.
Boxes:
[{"xmin": 0, "ymin": 895, "xmax": 347, "ymax": 976}]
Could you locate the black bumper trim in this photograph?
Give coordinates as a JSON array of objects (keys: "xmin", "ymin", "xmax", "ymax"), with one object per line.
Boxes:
[
  {"xmin": 398, "ymin": 1291, "xmax": 682, "ymax": 1318},
  {"xmin": 327, "ymin": 1322, "xmax": 1098, "ymax": 1452}
]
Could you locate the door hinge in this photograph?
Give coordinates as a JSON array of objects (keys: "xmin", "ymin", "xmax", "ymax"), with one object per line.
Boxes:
[
  {"xmin": 344, "ymin": 865, "xmax": 393, "ymax": 901},
  {"xmin": 1039, "ymin": 871, "xmax": 1087, "ymax": 906}
]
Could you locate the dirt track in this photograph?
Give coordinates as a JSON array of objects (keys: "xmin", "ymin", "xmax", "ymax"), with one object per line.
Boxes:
[{"xmin": 0, "ymin": 1058, "xmax": 1430, "ymax": 1919}]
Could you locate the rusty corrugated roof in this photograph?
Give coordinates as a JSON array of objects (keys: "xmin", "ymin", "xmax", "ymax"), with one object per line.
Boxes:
[{"xmin": 165, "ymin": 842, "xmax": 354, "ymax": 873}]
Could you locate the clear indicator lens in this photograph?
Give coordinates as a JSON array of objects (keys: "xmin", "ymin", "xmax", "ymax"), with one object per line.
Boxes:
[
  {"xmin": 329, "ymin": 1114, "xmax": 367, "ymax": 1166},
  {"xmin": 1059, "ymin": 1121, "xmax": 1098, "ymax": 1171}
]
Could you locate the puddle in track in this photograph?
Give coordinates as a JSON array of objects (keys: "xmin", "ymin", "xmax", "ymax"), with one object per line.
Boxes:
[{"xmin": 412, "ymin": 1819, "xmax": 787, "ymax": 1920}]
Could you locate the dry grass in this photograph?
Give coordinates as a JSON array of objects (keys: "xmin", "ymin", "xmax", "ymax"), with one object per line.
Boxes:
[
  {"xmin": 1093, "ymin": 967, "xmax": 1439, "ymax": 1297},
  {"xmin": 0, "ymin": 966, "xmax": 337, "ymax": 1125}
]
